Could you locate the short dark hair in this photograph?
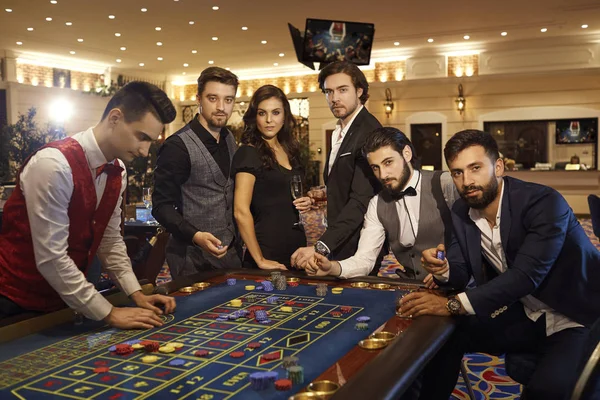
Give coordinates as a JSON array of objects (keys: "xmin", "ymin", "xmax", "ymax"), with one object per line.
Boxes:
[
  {"xmin": 197, "ymin": 67, "xmax": 239, "ymax": 97},
  {"xmin": 363, "ymin": 127, "xmax": 420, "ymax": 169},
  {"xmin": 444, "ymin": 129, "xmax": 500, "ymax": 165},
  {"xmin": 101, "ymin": 81, "xmax": 176, "ymax": 124},
  {"xmin": 318, "ymin": 61, "xmax": 369, "ymax": 104}
]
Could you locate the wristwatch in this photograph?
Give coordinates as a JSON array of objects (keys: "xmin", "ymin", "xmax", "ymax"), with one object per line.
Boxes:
[
  {"xmin": 446, "ymin": 296, "xmax": 462, "ymax": 316},
  {"xmin": 314, "ymin": 241, "xmax": 330, "ymax": 258}
]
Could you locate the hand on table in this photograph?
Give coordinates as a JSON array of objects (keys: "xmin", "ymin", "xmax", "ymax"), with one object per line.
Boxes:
[
  {"xmin": 305, "ymin": 253, "xmax": 338, "ymax": 276},
  {"xmin": 293, "ymin": 196, "xmax": 312, "ymax": 214},
  {"xmin": 257, "ymin": 258, "xmax": 287, "ymax": 271},
  {"xmin": 193, "ymin": 231, "xmax": 228, "ymax": 258},
  {"xmin": 421, "ymin": 244, "xmax": 449, "ymax": 275},
  {"xmin": 104, "ymin": 307, "xmax": 164, "ymax": 330},
  {"xmin": 290, "ymin": 246, "xmax": 315, "ymax": 269},
  {"xmin": 131, "ymin": 291, "xmax": 176, "ymax": 315},
  {"xmin": 399, "ymin": 291, "xmax": 450, "ymax": 318}
]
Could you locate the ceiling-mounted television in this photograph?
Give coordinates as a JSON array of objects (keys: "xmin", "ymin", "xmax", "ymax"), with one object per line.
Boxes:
[
  {"xmin": 555, "ymin": 118, "xmax": 597, "ymax": 144},
  {"xmin": 302, "ymin": 18, "xmax": 374, "ymax": 66}
]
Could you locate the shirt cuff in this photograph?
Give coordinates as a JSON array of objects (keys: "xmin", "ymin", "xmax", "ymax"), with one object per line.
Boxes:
[
  {"xmin": 434, "ymin": 263, "xmax": 450, "ymax": 283},
  {"xmin": 80, "ymin": 292, "xmax": 114, "ymax": 321},
  {"xmin": 338, "ymin": 260, "xmax": 347, "ymax": 279},
  {"xmin": 457, "ymin": 292, "xmax": 476, "ymax": 315}
]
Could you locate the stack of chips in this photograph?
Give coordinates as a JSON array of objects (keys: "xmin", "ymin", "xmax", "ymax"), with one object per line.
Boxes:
[
  {"xmin": 265, "ymin": 371, "xmax": 279, "ymax": 386},
  {"xmin": 227, "ymin": 278, "xmax": 237, "ymax": 286},
  {"xmin": 287, "ymin": 365, "xmax": 304, "ymax": 384},
  {"xmin": 249, "ymin": 372, "xmax": 269, "ymax": 390},
  {"xmin": 354, "ymin": 322, "xmax": 369, "ymax": 330},
  {"xmin": 270, "ymin": 271, "xmax": 281, "ymax": 281},
  {"xmin": 316, "ymin": 283, "xmax": 328, "ymax": 296},
  {"xmin": 255, "ymin": 310, "xmax": 268, "ymax": 321},
  {"xmin": 356, "ymin": 316, "xmax": 371, "ymax": 323},
  {"xmin": 275, "ymin": 379, "xmax": 293, "ymax": 391},
  {"xmin": 273, "ymin": 276, "xmax": 287, "ymax": 291},
  {"xmin": 282, "ymin": 355, "xmax": 299, "ymax": 370},
  {"xmin": 266, "ymin": 296, "xmax": 279, "ymax": 304},
  {"xmin": 262, "ymin": 281, "xmax": 274, "ymax": 292}
]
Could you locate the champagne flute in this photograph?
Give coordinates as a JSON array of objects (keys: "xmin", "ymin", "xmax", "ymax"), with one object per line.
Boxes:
[
  {"xmin": 142, "ymin": 187, "xmax": 153, "ymax": 224},
  {"xmin": 290, "ymin": 175, "xmax": 303, "ymax": 226}
]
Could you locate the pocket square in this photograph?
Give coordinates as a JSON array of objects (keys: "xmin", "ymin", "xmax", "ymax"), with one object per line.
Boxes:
[{"xmin": 339, "ymin": 152, "xmax": 352, "ymax": 158}]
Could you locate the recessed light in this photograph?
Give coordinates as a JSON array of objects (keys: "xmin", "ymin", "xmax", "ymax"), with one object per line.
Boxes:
[
  {"xmin": 157, "ymin": 57, "xmax": 163, "ymax": 61},
  {"xmin": 540, "ymin": 28, "xmax": 547, "ymax": 32},
  {"xmin": 27, "ymin": 27, "xmax": 34, "ymax": 31},
  {"xmin": 582, "ymin": 24, "xmax": 589, "ymax": 29},
  {"xmin": 273, "ymin": 62, "xmax": 279, "ymax": 66},
  {"xmin": 212, "ymin": 6, "xmax": 219, "ymax": 10},
  {"xmin": 50, "ymin": 0, "xmax": 57, "ymax": 4},
  {"xmin": 16, "ymin": 41, "xmax": 23, "ymax": 45},
  {"xmin": 463, "ymin": 35, "xmax": 470, "ymax": 40},
  {"xmin": 156, "ymin": 42, "xmax": 162, "ymax": 46},
  {"xmin": 501, "ymin": 31, "xmax": 508, "ymax": 36},
  {"xmin": 46, "ymin": 17, "xmax": 53, "ymax": 21},
  {"xmin": 279, "ymin": 53, "xmax": 285, "ymax": 57},
  {"xmin": 141, "ymin": 8, "xmax": 147, "ymax": 12},
  {"xmin": 120, "ymin": 46, "xmax": 126, "ymax": 51},
  {"xmin": 242, "ymin": 26, "xmax": 248, "ymax": 31},
  {"xmin": 427, "ymin": 38, "xmax": 434, "ymax": 43},
  {"xmin": 5, "ymin": 9, "xmax": 12, "ymax": 12},
  {"xmin": 393, "ymin": 41, "xmax": 400, "ymax": 46},
  {"xmin": 65, "ymin": 21, "xmax": 72, "ymax": 26},
  {"xmin": 189, "ymin": 21, "xmax": 195, "ymax": 25},
  {"xmin": 212, "ymin": 37, "xmax": 218, "ymax": 41},
  {"xmin": 114, "ymin": 32, "xmax": 121, "ymax": 37},
  {"xmin": 108, "ymin": 15, "xmax": 115, "ymax": 19},
  {"xmin": 225, "ymin": 67, "xmax": 230, "ymax": 70},
  {"xmin": 192, "ymin": 50, "xmax": 197, "ymax": 54},
  {"xmin": 116, "ymin": 58, "xmax": 121, "ymax": 63},
  {"xmin": 69, "ymin": 51, "xmax": 76, "ymax": 54},
  {"xmin": 77, "ymin": 38, "xmax": 83, "ymax": 42},
  {"xmin": 183, "ymin": 63, "xmax": 189, "ymax": 67},
  {"xmin": 182, "ymin": 72, "xmax": 186, "ymax": 75},
  {"xmin": 261, "ymin": 40, "xmax": 267, "ymax": 44},
  {"xmin": 139, "ymin": 63, "xmax": 144, "ymax": 67},
  {"xmin": 155, "ymin": 27, "xmax": 161, "ymax": 31},
  {"xmin": 208, "ymin": 60, "xmax": 214, "ymax": 64}
]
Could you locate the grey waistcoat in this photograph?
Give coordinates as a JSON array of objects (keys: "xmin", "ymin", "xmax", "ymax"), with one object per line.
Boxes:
[
  {"xmin": 377, "ymin": 170, "xmax": 455, "ymax": 280},
  {"xmin": 166, "ymin": 127, "xmax": 241, "ymax": 276}
]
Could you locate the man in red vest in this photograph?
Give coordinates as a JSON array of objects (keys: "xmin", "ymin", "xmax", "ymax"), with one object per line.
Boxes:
[{"xmin": 0, "ymin": 81, "xmax": 177, "ymax": 330}]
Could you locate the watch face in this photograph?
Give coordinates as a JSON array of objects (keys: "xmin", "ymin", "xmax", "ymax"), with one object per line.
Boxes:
[{"xmin": 448, "ymin": 299, "xmax": 461, "ymax": 314}]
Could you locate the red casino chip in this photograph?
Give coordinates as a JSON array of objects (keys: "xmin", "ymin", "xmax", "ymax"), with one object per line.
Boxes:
[
  {"xmin": 229, "ymin": 351, "xmax": 245, "ymax": 358},
  {"xmin": 263, "ymin": 352, "xmax": 280, "ymax": 361},
  {"xmin": 284, "ymin": 300, "xmax": 296, "ymax": 306},
  {"xmin": 330, "ymin": 311, "xmax": 342, "ymax": 317},
  {"xmin": 194, "ymin": 350, "xmax": 209, "ymax": 357},
  {"xmin": 115, "ymin": 345, "xmax": 134, "ymax": 355},
  {"xmin": 143, "ymin": 341, "xmax": 160, "ymax": 352},
  {"xmin": 248, "ymin": 305, "xmax": 265, "ymax": 311},
  {"xmin": 288, "ymin": 282, "xmax": 299, "ymax": 287},
  {"xmin": 94, "ymin": 367, "xmax": 109, "ymax": 373},
  {"xmin": 247, "ymin": 342, "xmax": 261, "ymax": 349},
  {"xmin": 340, "ymin": 306, "xmax": 352, "ymax": 313},
  {"xmin": 275, "ymin": 379, "xmax": 293, "ymax": 391}
]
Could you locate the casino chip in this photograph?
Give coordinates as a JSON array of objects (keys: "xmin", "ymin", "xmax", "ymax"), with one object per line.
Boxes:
[
  {"xmin": 287, "ymin": 365, "xmax": 304, "ymax": 384},
  {"xmin": 258, "ymin": 319, "xmax": 272, "ymax": 324},
  {"xmin": 132, "ymin": 343, "xmax": 144, "ymax": 350},
  {"xmin": 94, "ymin": 367, "xmax": 109, "ymax": 373},
  {"xmin": 282, "ymin": 356, "xmax": 299, "ymax": 370},
  {"xmin": 194, "ymin": 350, "xmax": 209, "ymax": 357},
  {"xmin": 141, "ymin": 355, "xmax": 159, "ymax": 363},
  {"xmin": 280, "ymin": 306, "xmax": 293, "ymax": 312},
  {"xmin": 340, "ymin": 306, "xmax": 352, "ymax": 313},
  {"xmin": 263, "ymin": 351, "xmax": 280, "ymax": 361},
  {"xmin": 356, "ymin": 316, "xmax": 371, "ymax": 323},
  {"xmin": 227, "ymin": 278, "xmax": 237, "ymax": 286},
  {"xmin": 169, "ymin": 359, "xmax": 186, "ymax": 366},
  {"xmin": 158, "ymin": 346, "xmax": 175, "ymax": 353},
  {"xmin": 274, "ymin": 378, "xmax": 293, "ymax": 391},
  {"xmin": 168, "ymin": 342, "xmax": 184, "ymax": 349},
  {"xmin": 142, "ymin": 341, "xmax": 160, "ymax": 352},
  {"xmin": 245, "ymin": 285, "xmax": 256, "ymax": 290},
  {"xmin": 354, "ymin": 322, "xmax": 369, "ymax": 331},
  {"xmin": 330, "ymin": 311, "xmax": 342, "ymax": 317},
  {"xmin": 230, "ymin": 299, "xmax": 242, "ymax": 307},
  {"xmin": 115, "ymin": 344, "xmax": 134, "ymax": 355},
  {"xmin": 229, "ymin": 351, "xmax": 245, "ymax": 358},
  {"xmin": 284, "ymin": 300, "xmax": 296, "ymax": 306},
  {"xmin": 249, "ymin": 372, "xmax": 268, "ymax": 390},
  {"xmin": 288, "ymin": 282, "xmax": 299, "ymax": 287},
  {"xmin": 247, "ymin": 342, "xmax": 261, "ymax": 349},
  {"xmin": 331, "ymin": 287, "xmax": 343, "ymax": 294}
]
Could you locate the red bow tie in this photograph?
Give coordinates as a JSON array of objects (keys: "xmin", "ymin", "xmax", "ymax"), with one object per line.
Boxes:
[{"xmin": 96, "ymin": 162, "xmax": 122, "ymax": 177}]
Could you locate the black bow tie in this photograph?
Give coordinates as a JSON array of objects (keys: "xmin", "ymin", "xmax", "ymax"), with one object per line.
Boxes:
[{"xmin": 397, "ymin": 187, "xmax": 417, "ymax": 199}]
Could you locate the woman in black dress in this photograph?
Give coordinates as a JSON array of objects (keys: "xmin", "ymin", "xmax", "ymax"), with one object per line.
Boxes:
[{"xmin": 232, "ymin": 85, "xmax": 311, "ymax": 270}]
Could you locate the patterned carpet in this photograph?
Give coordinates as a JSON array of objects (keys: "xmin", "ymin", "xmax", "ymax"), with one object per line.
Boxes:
[{"xmin": 150, "ymin": 209, "xmax": 599, "ymax": 400}]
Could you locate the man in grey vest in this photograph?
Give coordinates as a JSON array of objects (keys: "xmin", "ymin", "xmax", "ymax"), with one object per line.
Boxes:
[
  {"xmin": 153, "ymin": 67, "xmax": 242, "ymax": 277},
  {"xmin": 307, "ymin": 127, "xmax": 457, "ymax": 285}
]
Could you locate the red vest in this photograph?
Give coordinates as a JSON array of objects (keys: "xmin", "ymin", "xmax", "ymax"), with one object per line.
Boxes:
[{"xmin": 0, "ymin": 137, "xmax": 123, "ymax": 312}]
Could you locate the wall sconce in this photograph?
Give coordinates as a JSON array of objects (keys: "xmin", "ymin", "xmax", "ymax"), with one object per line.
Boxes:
[
  {"xmin": 455, "ymin": 84, "xmax": 466, "ymax": 115},
  {"xmin": 383, "ymin": 88, "xmax": 394, "ymax": 118}
]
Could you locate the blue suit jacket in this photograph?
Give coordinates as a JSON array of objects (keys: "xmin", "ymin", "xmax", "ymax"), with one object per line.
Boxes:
[{"xmin": 445, "ymin": 176, "xmax": 600, "ymax": 327}]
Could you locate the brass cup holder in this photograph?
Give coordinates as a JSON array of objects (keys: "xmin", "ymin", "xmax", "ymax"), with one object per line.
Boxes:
[
  {"xmin": 350, "ymin": 282, "xmax": 369, "ymax": 288},
  {"xmin": 192, "ymin": 282, "xmax": 210, "ymax": 290},
  {"xmin": 178, "ymin": 286, "xmax": 196, "ymax": 294},
  {"xmin": 369, "ymin": 331, "xmax": 397, "ymax": 342},
  {"xmin": 306, "ymin": 380, "xmax": 340, "ymax": 395},
  {"xmin": 358, "ymin": 338, "xmax": 389, "ymax": 350},
  {"xmin": 370, "ymin": 283, "xmax": 391, "ymax": 290},
  {"xmin": 288, "ymin": 393, "xmax": 328, "ymax": 400},
  {"xmin": 286, "ymin": 277, "xmax": 300, "ymax": 283}
]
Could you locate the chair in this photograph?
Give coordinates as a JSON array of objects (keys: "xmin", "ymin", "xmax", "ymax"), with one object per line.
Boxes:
[
  {"xmin": 571, "ymin": 318, "xmax": 600, "ymax": 400},
  {"xmin": 588, "ymin": 195, "xmax": 600, "ymax": 239}
]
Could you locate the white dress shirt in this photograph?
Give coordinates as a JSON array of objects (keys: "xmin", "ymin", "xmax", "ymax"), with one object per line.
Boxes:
[
  {"xmin": 20, "ymin": 127, "xmax": 141, "ymax": 321},
  {"xmin": 457, "ymin": 181, "xmax": 583, "ymax": 336},
  {"xmin": 328, "ymin": 105, "xmax": 363, "ymax": 174},
  {"xmin": 339, "ymin": 171, "xmax": 421, "ymax": 278}
]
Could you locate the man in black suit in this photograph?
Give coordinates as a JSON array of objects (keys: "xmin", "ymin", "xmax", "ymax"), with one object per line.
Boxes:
[
  {"xmin": 291, "ymin": 61, "xmax": 382, "ymax": 267},
  {"xmin": 400, "ymin": 130, "xmax": 600, "ymax": 399}
]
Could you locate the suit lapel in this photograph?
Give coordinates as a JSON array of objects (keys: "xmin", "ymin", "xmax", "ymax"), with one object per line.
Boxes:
[
  {"xmin": 499, "ymin": 178, "xmax": 512, "ymax": 250},
  {"xmin": 456, "ymin": 201, "xmax": 485, "ymax": 284},
  {"xmin": 327, "ymin": 107, "xmax": 367, "ymax": 179}
]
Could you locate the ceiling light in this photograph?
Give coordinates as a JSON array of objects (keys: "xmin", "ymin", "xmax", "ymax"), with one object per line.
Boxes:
[
  {"xmin": 141, "ymin": 8, "xmax": 147, "ymax": 12},
  {"xmin": 27, "ymin": 27, "xmax": 34, "ymax": 31},
  {"xmin": 225, "ymin": 67, "xmax": 230, "ymax": 70},
  {"xmin": 46, "ymin": 17, "xmax": 53, "ymax": 21},
  {"xmin": 139, "ymin": 63, "xmax": 144, "ymax": 67},
  {"xmin": 261, "ymin": 40, "xmax": 267, "ymax": 44},
  {"xmin": 69, "ymin": 51, "xmax": 76, "ymax": 54},
  {"xmin": 273, "ymin": 62, "xmax": 279, "ymax": 66},
  {"xmin": 192, "ymin": 49, "xmax": 197, "ymax": 54},
  {"xmin": 116, "ymin": 59, "xmax": 121, "ymax": 63},
  {"xmin": 157, "ymin": 57, "xmax": 163, "ymax": 61},
  {"xmin": 393, "ymin": 41, "xmax": 400, "ymax": 46},
  {"xmin": 189, "ymin": 21, "xmax": 195, "ymax": 25},
  {"xmin": 77, "ymin": 38, "xmax": 83, "ymax": 42},
  {"xmin": 279, "ymin": 53, "xmax": 285, "ymax": 57},
  {"xmin": 5, "ymin": 9, "xmax": 12, "ymax": 12},
  {"xmin": 463, "ymin": 35, "xmax": 470, "ymax": 40},
  {"xmin": 182, "ymin": 72, "xmax": 186, "ymax": 75},
  {"xmin": 242, "ymin": 26, "xmax": 248, "ymax": 31},
  {"xmin": 501, "ymin": 31, "xmax": 507, "ymax": 36},
  {"xmin": 108, "ymin": 15, "xmax": 115, "ymax": 19},
  {"xmin": 581, "ymin": 24, "xmax": 589, "ymax": 29},
  {"xmin": 156, "ymin": 41, "xmax": 162, "ymax": 46},
  {"xmin": 212, "ymin": 6, "xmax": 219, "ymax": 10},
  {"xmin": 427, "ymin": 38, "xmax": 434, "ymax": 43},
  {"xmin": 155, "ymin": 27, "xmax": 161, "ymax": 31},
  {"xmin": 212, "ymin": 37, "xmax": 218, "ymax": 41},
  {"xmin": 120, "ymin": 46, "xmax": 126, "ymax": 51},
  {"xmin": 540, "ymin": 28, "xmax": 547, "ymax": 32},
  {"xmin": 208, "ymin": 60, "xmax": 214, "ymax": 64},
  {"xmin": 65, "ymin": 21, "xmax": 72, "ymax": 26},
  {"xmin": 50, "ymin": 0, "xmax": 57, "ymax": 3},
  {"xmin": 114, "ymin": 32, "xmax": 121, "ymax": 37},
  {"xmin": 49, "ymin": 99, "xmax": 73, "ymax": 123},
  {"xmin": 16, "ymin": 41, "xmax": 23, "ymax": 45}
]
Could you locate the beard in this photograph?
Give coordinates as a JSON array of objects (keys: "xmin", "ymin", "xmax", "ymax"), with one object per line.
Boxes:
[
  {"xmin": 381, "ymin": 162, "xmax": 412, "ymax": 200},
  {"xmin": 330, "ymin": 100, "xmax": 359, "ymax": 120},
  {"xmin": 460, "ymin": 176, "xmax": 499, "ymax": 209},
  {"xmin": 207, "ymin": 113, "xmax": 229, "ymax": 130}
]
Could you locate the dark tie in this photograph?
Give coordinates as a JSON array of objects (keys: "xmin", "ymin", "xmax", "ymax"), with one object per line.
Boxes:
[
  {"xmin": 96, "ymin": 162, "xmax": 122, "ymax": 177},
  {"xmin": 398, "ymin": 187, "xmax": 417, "ymax": 199}
]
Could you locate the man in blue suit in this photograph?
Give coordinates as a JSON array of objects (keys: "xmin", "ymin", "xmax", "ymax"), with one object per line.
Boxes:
[{"xmin": 400, "ymin": 130, "xmax": 600, "ymax": 399}]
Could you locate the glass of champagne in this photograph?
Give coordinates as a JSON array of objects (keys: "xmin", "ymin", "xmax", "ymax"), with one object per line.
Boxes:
[
  {"xmin": 290, "ymin": 175, "xmax": 303, "ymax": 226},
  {"xmin": 142, "ymin": 187, "xmax": 153, "ymax": 224}
]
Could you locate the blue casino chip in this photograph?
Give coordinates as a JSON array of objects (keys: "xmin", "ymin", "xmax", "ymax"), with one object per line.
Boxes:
[
  {"xmin": 108, "ymin": 345, "xmax": 116, "ymax": 352},
  {"xmin": 169, "ymin": 359, "xmax": 186, "ymax": 366},
  {"xmin": 356, "ymin": 316, "xmax": 371, "ymax": 323}
]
